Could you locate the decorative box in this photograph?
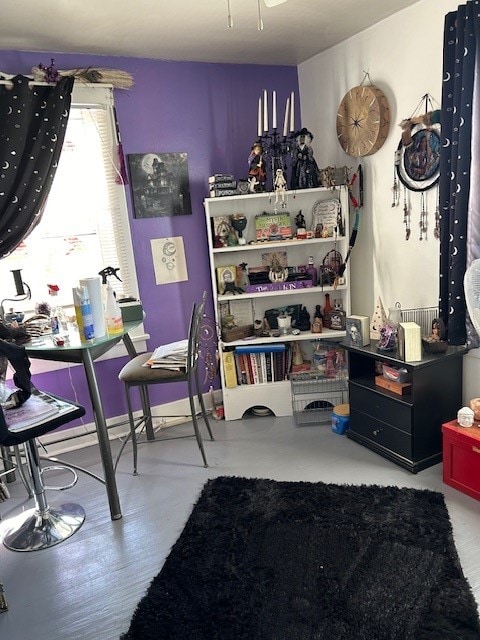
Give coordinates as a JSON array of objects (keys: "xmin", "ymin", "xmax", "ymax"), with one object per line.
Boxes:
[
  {"xmin": 442, "ymin": 420, "xmax": 480, "ymax": 501},
  {"xmin": 255, "ymin": 212, "xmax": 292, "ymax": 241},
  {"xmin": 345, "ymin": 315, "xmax": 370, "ymax": 346},
  {"xmin": 398, "ymin": 321, "xmax": 422, "ymax": 362},
  {"xmin": 119, "ymin": 300, "xmax": 143, "ymax": 323}
]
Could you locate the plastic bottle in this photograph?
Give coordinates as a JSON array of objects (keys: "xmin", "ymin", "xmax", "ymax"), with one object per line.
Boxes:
[
  {"xmin": 105, "ymin": 284, "xmax": 123, "ymax": 336},
  {"xmin": 306, "ymin": 256, "xmax": 318, "ymax": 286},
  {"xmin": 73, "ymin": 286, "xmax": 94, "ymax": 342},
  {"xmin": 48, "ymin": 285, "xmax": 68, "ymax": 335}
]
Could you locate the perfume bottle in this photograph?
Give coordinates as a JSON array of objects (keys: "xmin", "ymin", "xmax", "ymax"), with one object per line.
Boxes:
[
  {"xmin": 306, "ymin": 256, "xmax": 318, "ymax": 286},
  {"xmin": 323, "ymin": 293, "xmax": 333, "ymax": 328}
]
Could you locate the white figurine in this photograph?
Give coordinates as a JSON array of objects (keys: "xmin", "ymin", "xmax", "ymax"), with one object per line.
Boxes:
[{"xmin": 274, "ymin": 168, "xmax": 287, "ymax": 205}]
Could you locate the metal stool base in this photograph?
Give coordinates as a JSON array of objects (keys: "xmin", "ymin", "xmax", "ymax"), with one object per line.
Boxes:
[{"xmin": 2, "ymin": 502, "xmax": 85, "ymax": 552}]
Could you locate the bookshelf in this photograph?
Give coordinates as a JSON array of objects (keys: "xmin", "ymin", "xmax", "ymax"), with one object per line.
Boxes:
[{"xmin": 204, "ymin": 185, "xmax": 351, "ymax": 420}]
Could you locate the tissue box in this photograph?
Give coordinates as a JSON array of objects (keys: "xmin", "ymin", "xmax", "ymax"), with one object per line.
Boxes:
[{"xmin": 119, "ymin": 301, "xmax": 143, "ymax": 323}]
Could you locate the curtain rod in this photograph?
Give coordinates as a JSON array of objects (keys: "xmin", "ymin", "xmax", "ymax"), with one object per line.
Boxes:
[{"xmin": 0, "ymin": 79, "xmax": 114, "ymax": 88}]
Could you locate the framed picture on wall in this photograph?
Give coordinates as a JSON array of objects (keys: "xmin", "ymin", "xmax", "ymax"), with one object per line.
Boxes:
[{"xmin": 127, "ymin": 152, "xmax": 192, "ymax": 218}]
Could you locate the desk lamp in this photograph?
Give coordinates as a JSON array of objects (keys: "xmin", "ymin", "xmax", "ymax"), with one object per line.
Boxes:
[{"xmin": 0, "ymin": 269, "xmax": 31, "ymax": 322}]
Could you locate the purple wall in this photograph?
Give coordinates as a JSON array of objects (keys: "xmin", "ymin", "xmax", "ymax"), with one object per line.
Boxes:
[{"xmin": 0, "ymin": 50, "xmax": 299, "ymax": 425}]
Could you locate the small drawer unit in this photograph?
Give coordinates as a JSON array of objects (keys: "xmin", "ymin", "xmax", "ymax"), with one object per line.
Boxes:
[{"xmin": 442, "ymin": 420, "xmax": 480, "ymax": 501}]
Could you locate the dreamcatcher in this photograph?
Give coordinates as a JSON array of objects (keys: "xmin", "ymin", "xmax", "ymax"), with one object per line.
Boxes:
[{"xmin": 392, "ymin": 94, "xmax": 441, "ymax": 241}]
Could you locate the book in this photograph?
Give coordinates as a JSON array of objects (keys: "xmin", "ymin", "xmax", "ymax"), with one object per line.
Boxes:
[
  {"xmin": 209, "ymin": 180, "xmax": 237, "ymax": 190},
  {"xmin": 398, "ymin": 321, "xmax": 422, "ymax": 362},
  {"xmin": 345, "ymin": 315, "xmax": 370, "ymax": 346},
  {"xmin": 208, "ymin": 173, "xmax": 234, "ymax": 184},
  {"xmin": 249, "ymin": 353, "xmax": 259, "ymax": 383},
  {"xmin": 222, "ymin": 351, "xmax": 238, "ymax": 388},
  {"xmin": 209, "ymin": 188, "xmax": 239, "ymax": 198},
  {"xmin": 265, "ymin": 352, "xmax": 273, "ymax": 382},
  {"xmin": 216, "ymin": 265, "xmax": 237, "ymax": 295},
  {"xmin": 234, "ymin": 343, "xmax": 286, "ymax": 354},
  {"xmin": 4, "ymin": 391, "xmax": 79, "ymax": 433}
]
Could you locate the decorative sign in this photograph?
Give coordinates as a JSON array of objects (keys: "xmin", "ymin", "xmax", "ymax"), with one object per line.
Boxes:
[{"xmin": 255, "ymin": 212, "xmax": 292, "ymax": 241}]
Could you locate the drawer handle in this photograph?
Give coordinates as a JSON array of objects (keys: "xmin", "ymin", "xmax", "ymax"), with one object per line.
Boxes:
[
  {"xmin": 473, "ymin": 446, "xmax": 480, "ymax": 454},
  {"xmin": 373, "ymin": 429, "xmax": 382, "ymax": 436}
]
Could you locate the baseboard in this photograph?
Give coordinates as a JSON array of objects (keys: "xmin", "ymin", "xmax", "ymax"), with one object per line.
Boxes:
[{"xmin": 38, "ymin": 389, "xmax": 222, "ymax": 457}]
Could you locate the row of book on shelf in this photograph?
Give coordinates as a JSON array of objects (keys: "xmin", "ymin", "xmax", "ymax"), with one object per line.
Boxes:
[{"xmin": 223, "ymin": 344, "xmax": 292, "ymax": 388}]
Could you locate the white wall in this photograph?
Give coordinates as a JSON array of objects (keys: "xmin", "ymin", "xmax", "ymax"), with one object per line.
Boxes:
[
  {"xmin": 298, "ymin": 0, "xmax": 480, "ymax": 406},
  {"xmin": 298, "ymin": 0, "xmax": 460, "ymax": 319}
]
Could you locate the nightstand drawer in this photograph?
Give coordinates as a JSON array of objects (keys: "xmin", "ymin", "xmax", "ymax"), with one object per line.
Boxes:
[
  {"xmin": 350, "ymin": 409, "xmax": 412, "ymax": 459},
  {"xmin": 349, "ymin": 384, "xmax": 412, "ymax": 433}
]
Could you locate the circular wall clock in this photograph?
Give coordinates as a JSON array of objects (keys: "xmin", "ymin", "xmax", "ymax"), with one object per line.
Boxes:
[{"xmin": 336, "ymin": 85, "xmax": 390, "ymax": 157}]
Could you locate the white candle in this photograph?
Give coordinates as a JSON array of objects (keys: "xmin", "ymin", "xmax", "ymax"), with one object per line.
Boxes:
[
  {"xmin": 272, "ymin": 90, "xmax": 277, "ymax": 129},
  {"xmin": 258, "ymin": 97, "xmax": 262, "ymax": 138},
  {"xmin": 290, "ymin": 91, "xmax": 294, "ymax": 132},
  {"xmin": 283, "ymin": 97, "xmax": 289, "ymax": 137},
  {"xmin": 263, "ymin": 89, "xmax": 268, "ymax": 132}
]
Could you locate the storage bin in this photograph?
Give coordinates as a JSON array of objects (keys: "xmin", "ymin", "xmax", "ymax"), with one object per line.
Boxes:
[
  {"xmin": 442, "ymin": 420, "xmax": 480, "ymax": 501},
  {"xmin": 291, "ymin": 372, "xmax": 348, "ymax": 427},
  {"xmin": 332, "ymin": 403, "xmax": 350, "ymax": 434}
]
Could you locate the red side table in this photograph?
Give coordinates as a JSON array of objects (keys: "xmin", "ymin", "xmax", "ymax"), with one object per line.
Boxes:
[{"xmin": 442, "ymin": 420, "xmax": 480, "ymax": 501}]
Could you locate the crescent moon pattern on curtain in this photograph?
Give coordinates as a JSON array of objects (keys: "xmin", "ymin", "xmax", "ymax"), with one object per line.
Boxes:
[
  {"xmin": 438, "ymin": 2, "xmax": 478, "ymax": 346},
  {"xmin": 0, "ymin": 74, "xmax": 74, "ymax": 258}
]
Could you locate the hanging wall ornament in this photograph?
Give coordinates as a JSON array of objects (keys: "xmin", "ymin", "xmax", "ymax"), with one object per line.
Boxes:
[
  {"xmin": 392, "ymin": 94, "xmax": 441, "ymax": 241},
  {"xmin": 394, "ymin": 94, "xmax": 441, "ymax": 193}
]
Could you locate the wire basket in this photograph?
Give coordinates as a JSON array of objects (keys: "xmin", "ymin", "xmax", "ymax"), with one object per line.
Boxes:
[{"xmin": 291, "ymin": 371, "xmax": 348, "ymax": 427}]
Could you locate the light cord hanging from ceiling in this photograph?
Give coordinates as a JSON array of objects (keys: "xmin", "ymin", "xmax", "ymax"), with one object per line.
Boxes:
[{"xmin": 257, "ymin": 0, "xmax": 264, "ymax": 30}]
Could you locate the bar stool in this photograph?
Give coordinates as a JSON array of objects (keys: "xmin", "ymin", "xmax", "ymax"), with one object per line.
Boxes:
[
  {"xmin": 117, "ymin": 291, "xmax": 214, "ymax": 474},
  {"xmin": 0, "ymin": 339, "xmax": 86, "ymax": 551}
]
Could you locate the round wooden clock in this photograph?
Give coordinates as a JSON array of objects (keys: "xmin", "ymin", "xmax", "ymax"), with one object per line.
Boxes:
[{"xmin": 336, "ymin": 85, "xmax": 390, "ymax": 157}]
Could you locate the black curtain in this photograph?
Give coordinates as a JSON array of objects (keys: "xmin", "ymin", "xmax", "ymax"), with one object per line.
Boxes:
[
  {"xmin": 439, "ymin": 3, "xmax": 480, "ymax": 345},
  {"xmin": 0, "ymin": 74, "xmax": 74, "ymax": 257}
]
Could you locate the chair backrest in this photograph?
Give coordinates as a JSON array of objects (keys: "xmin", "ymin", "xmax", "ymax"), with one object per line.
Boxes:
[{"xmin": 187, "ymin": 291, "xmax": 207, "ymax": 375}]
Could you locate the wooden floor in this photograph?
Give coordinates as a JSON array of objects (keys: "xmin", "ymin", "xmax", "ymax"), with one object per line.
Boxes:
[{"xmin": 1, "ymin": 414, "xmax": 479, "ymax": 639}]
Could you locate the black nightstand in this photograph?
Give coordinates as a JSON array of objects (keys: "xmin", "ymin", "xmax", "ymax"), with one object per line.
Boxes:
[{"xmin": 342, "ymin": 340, "xmax": 467, "ymax": 473}]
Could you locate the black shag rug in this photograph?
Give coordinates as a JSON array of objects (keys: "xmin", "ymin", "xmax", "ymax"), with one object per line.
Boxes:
[{"xmin": 121, "ymin": 476, "xmax": 480, "ymax": 640}]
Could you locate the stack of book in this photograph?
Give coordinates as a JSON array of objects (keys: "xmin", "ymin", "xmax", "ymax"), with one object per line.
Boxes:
[
  {"xmin": 208, "ymin": 174, "xmax": 238, "ymax": 198},
  {"xmin": 4, "ymin": 391, "xmax": 81, "ymax": 433},
  {"xmin": 144, "ymin": 339, "xmax": 188, "ymax": 370}
]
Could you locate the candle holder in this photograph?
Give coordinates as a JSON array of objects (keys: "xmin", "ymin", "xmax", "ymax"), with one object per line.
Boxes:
[{"xmin": 258, "ymin": 129, "xmax": 294, "ymax": 187}]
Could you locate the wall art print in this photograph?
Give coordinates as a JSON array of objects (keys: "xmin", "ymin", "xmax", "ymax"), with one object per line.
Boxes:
[{"xmin": 128, "ymin": 152, "xmax": 192, "ymax": 218}]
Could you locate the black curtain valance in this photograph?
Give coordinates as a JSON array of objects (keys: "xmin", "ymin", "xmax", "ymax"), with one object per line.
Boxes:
[{"xmin": 0, "ymin": 74, "xmax": 74, "ymax": 257}]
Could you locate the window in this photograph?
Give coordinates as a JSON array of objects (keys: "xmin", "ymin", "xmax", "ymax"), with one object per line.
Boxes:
[{"xmin": 0, "ymin": 83, "xmax": 146, "ymax": 362}]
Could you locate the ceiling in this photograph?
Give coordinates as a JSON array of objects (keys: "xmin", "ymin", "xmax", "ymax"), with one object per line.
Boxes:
[{"xmin": 0, "ymin": 0, "xmax": 423, "ymax": 66}]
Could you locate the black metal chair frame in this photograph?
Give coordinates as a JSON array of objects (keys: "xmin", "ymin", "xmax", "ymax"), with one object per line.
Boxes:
[
  {"xmin": 117, "ymin": 291, "xmax": 214, "ymax": 474},
  {"xmin": 0, "ymin": 339, "xmax": 87, "ymax": 552}
]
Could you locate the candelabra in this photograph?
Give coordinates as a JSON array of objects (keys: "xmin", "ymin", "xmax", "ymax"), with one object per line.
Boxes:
[{"xmin": 259, "ymin": 129, "xmax": 294, "ymax": 182}]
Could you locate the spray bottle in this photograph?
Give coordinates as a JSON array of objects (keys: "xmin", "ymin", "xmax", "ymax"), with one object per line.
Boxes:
[{"xmin": 99, "ymin": 266, "xmax": 124, "ymax": 336}]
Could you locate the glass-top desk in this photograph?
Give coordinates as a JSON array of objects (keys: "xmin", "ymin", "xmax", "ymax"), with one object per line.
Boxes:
[{"xmin": 25, "ymin": 320, "xmax": 143, "ymax": 521}]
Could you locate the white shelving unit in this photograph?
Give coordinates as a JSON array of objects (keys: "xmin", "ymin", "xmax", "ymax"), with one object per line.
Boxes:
[{"xmin": 204, "ymin": 185, "xmax": 351, "ymax": 420}]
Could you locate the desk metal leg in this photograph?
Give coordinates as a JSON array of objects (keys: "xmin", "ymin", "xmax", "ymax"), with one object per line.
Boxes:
[
  {"xmin": 82, "ymin": 351, "xmax": 122, "ymax": 520},
  {"xmin": 122, "ymin": 333, "xmax": 155, "ymax": 441}
]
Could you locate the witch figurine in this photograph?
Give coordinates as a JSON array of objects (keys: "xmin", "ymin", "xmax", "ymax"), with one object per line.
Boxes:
[
  {"xmin": 290, "ymin": 127, "xmax": 319, "ymax": 190},
  {"xmin": 248, "ymin": 141, "xmax": 266, "ymax": 192}
]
